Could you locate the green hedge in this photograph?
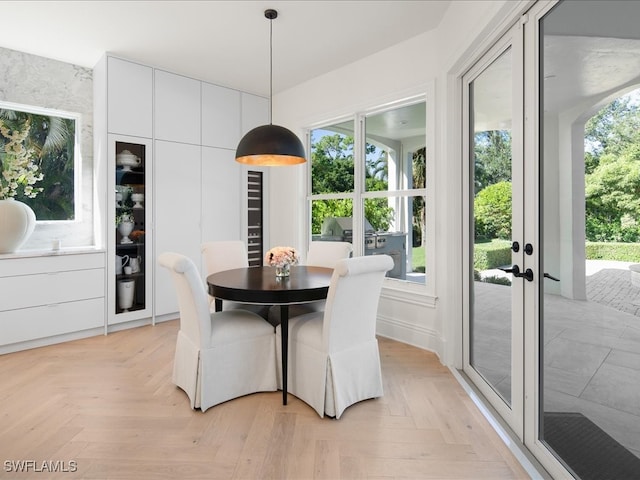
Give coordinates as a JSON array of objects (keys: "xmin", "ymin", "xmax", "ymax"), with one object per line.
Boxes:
[
  {"xmin": 472, "ymin": 240, "xmax": 640, "ymax": 270},
  {"xmin": 474, "ymin": 239, "xmax": 512, "ymax": 270},
  {"xmin": 585, "ymin": 242, "xmax": 640, "ymax": 262}
]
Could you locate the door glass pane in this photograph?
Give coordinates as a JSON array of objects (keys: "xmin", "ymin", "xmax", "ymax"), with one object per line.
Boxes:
[
  {"xmin": 115, "ymin": 141, "xmax": 147, "ymax": 314},
  {"xmin": 540, "ymin": 0, "xmax": 640, "ymax": 475},
  {"xmin": 470, "ymin": 48, "xmax": 513, "ymax": 406}
]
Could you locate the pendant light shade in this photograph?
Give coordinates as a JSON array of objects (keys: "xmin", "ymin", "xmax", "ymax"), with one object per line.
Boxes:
[
  {"xmin": 235, "ymin": 8, "xmax": 306, "ymax": 166},
  {"xmin": 235, "ymin": 124, "xmax": 306, "ymax": 165}
]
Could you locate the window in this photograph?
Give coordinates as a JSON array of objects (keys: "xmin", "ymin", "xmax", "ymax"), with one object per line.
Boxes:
[
  {"xmin": 0, "ymin": 101, "xmax": 79, "ymax": 221},
  {"xmin": 310, "ymin": 119, "xmax": 355, "ymax": 246},
  {"xmin": 309, "ymin": 100, "xmax": 427, "ymax": 285}
]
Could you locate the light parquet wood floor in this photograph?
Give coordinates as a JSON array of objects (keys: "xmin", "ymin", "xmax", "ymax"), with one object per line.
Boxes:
[{"xmin": 0, "ymin": 320, "xmax": 530, "ymax": 479}]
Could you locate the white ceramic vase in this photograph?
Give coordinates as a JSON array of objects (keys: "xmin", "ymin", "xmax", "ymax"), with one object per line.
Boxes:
[
  {"xmin": 118, "ymin": 221, "xmax": 134, "ymax": 244},
  {"xmin": 0, "ymin": 198, "xmax": 36, "ymax": 254}
]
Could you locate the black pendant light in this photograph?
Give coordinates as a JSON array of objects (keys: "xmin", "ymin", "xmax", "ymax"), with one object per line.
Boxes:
[{"xmin": 235, "ymin": 9, "xmax": 306, "ymax": 166}]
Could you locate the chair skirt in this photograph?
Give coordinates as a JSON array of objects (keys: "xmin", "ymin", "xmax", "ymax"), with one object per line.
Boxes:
[
  {"xmin": 173, "ymin": 325, "xmax": 277, "ymax": 412},
  {"xmin": 276, "ymin": 313, "xmax": 383, "ymax": 418},
  {"xmin": 199, "ymin": 332, "xmax": 277, "ymax": 411}
]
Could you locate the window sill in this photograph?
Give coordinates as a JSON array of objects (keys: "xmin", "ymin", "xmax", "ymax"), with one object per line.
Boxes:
[{"xmin": 381, "ymin": 279, "xmax": 437, "ymax": 308}]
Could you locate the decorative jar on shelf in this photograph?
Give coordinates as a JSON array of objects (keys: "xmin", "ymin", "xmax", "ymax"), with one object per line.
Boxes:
[
  {"xmin": 117, "ymin": 279, "xmax": 136, "ymax": 312},
  {"xmin": 118, "ymin": 221, "xmax": 134, "ymax": 244},
  {"xmin": 116, "ymin": 213, "xmax": 135, "ymax": 244}
]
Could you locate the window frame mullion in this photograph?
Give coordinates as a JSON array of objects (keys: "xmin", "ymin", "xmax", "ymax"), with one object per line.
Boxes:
[{"xmin": 352, "ymin": 114, "xmax": 366, "ymax": 257}]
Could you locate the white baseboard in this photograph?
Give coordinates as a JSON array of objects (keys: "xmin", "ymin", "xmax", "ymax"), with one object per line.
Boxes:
[
  {"xmin": 0, "ymin": 326, "xmax": 105, "ymax": 355},
  {"xmin": 376, "ymin": 313, "xmax": 444, "ymax": 362}
]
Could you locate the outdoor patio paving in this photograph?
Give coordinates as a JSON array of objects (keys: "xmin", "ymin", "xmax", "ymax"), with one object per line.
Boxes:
[
  {"xmin": 473, "ymin": 260, "xmax": 640, "ymax": 458},
  {"xmin": 586, "ymin": 260, "xmax": 640, "ymax": 317}
]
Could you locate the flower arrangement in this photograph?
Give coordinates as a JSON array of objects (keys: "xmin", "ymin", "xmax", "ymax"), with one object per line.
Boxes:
[
  {"xmin": 116, "ymin": 211, "xmax": 134, "ymax": 226},
  {"xmin": 265, "ymin": 246, "xmax": 299, "ymax": 268},
  {"xmin": 0, "ymin": 117, "xmax": 44, "ymax": 200}
]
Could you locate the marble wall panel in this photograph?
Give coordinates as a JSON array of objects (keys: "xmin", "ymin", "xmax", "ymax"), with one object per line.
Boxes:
[{"xmin": 0, "ymin": 46, "xmax": 94, "ymax": 250}]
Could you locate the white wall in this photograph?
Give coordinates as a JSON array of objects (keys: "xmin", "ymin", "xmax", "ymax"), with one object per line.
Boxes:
[
  {"xmin": 270, "ymin": 0, "xmax": 513, "ymax": 364},
  {"xmin": 0, "ymin": 46, "xmax": 94, "ymax": 249}
]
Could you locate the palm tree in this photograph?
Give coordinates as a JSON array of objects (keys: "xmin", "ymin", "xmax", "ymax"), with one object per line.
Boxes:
[{"xmin": 413, "ymin": 147, "xmax": 426, "ymax": 246}]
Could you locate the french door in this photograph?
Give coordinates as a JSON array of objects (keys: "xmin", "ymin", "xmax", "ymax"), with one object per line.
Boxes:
[
  {"xmin": 464, "ymin": 1, "xmax": 640, "ymax": 478},
  {"xmin": 463, "ymin": 21, "xmax": 525, "ymax": 439}
]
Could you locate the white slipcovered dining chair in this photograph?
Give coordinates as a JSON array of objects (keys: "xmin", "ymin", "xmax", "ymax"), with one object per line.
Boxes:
[
  {"xmin": 268, "ymin": 241, "xmax": 353, "ymax": 326},
  {"xmin": 158, "ymin": 252, "xmax": 277, "ymax": 412},
  {"xmin": 275, "ymin": 254, "xmax": 393, "ymax": 419},
  {"xmin": 201, "ymin": 240, "xmax": 270, "ymax": 319},
  {"xmin": 305, "ymin": 241, "xmax": 353, "ymax": 268}
]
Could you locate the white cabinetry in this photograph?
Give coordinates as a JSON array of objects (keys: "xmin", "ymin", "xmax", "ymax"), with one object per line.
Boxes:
[
  {"xmin": 96, "ymin": 55, "xmax": 269, "ymax": 323},
  {"xmin": 108, "ymin": 135, "xmax": 153, "ymax": 326},
  {"xmin": 106, "ymin": 56, "xmax": 153, "ymax": 137},
  {"xmin": 154, "ymin": 70, "xmax": 201, "ymax": 144},
  {"xmin": 154, "ymin": 140, "xmax": 202, "ymax": 316},
  {"xmin": 155, "ymin": 145, "xmax": 244, "ymax": 317},
  {"xmin": 202, "ymin": 147, "xmax": 241, "ymax": 242},
  {"xmin": 0, "ymin": 251, "xmax": 105, "ymax": 354},
  {"xmin": 96, "ymin": 55, "xmax": 154, "ymax": 330},
  {"xmin": 202, "ymin": 83, "xmax": 241, "ymax": 149}
]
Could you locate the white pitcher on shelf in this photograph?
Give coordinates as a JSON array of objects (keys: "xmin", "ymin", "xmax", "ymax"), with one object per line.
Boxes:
[
  {"xmin": 116, "ymin": 254, "xmax": 130, "ymax": 275},
  {"xmin": 129, "ymin": 255, "xmax": 142, "ymax": 273}
]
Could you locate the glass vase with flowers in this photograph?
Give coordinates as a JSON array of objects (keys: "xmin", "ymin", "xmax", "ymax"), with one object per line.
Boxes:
[{"xmin": 265, "ymin": 246, "xmax": 299, "ymax": 277}]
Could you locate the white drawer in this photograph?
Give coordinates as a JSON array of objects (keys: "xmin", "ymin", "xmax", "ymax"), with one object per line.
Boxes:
[
  {"xmin": 0, "ymin": 269, "xmax": 104, "ymax": 312},
  {"xmin": 0, "ymin": 298, "xmax": 105, "ymax": 346},
  {"xmin": 0, "ymin": 251, "xmax": 105, "ymax": 278}
]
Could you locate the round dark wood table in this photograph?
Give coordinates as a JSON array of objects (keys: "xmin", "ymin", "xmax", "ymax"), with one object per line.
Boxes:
[{"xmin": 207, "ymin": 265, "xmax": 333, "ymax": 405}]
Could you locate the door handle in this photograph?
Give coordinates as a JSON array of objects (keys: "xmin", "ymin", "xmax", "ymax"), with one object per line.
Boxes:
[
  {"xmin": 544, "ymin": 273, "xmax": 560, "ymax": 281},
  {"xmin": 498, "ymin": 265, "xmax": 534, "ymax": 282}
]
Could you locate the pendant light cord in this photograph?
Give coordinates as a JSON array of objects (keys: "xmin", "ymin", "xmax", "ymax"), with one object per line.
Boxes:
[{"xmin": 269, "ymin": 12, "xmax": 273, "ymax": 124}]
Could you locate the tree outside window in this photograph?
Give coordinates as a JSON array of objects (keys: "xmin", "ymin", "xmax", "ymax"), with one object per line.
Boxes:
[
  {"xmin": 309, "ymin": 100, "xmax": 428, "ymax": 284},
  {"xmin": 0, "ymin": 103, "xmax": 77, "ymax": 221}
]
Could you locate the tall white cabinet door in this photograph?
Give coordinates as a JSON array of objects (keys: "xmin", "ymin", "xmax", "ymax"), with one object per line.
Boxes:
[
  {"xmin": 201, "ymin": 147, "xmax": 242, "ymax": 243},
  {"xmin": 154, "ymin": 140, "xmax": 202, "ymax": 316},
  {"xmin": 202, "ymin": 83, "xmax": 241, "ymax": 149},
  {"xmin": 154, "ymin": 70, "xmax": 201, "ymax": 145},
  {"xmin": 109, "ymin": 135, "xmax": 153, "ymax": 326},
  {"xmin": 241, "ymin": 92, "xmax": 269, "ymax": 134},
  {"xmin": 107, "ymin": 57, "xmax": 153, "ymax": 137}
]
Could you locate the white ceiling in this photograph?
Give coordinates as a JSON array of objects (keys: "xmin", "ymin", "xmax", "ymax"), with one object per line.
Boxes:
[
  {"xmin": 0, "ymin": 0, "xmax": 451, "ymax": 97},
  {"xmin": 472, "ymin": 0, "xmax": 640, "ymax": 131}
]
